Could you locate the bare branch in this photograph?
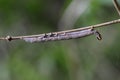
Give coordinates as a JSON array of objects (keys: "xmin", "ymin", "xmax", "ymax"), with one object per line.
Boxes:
[
  {"xmin": 0, "ymin": 1, "xmax": 120, "ymax": 43},
  {"xmin": 0, "ymin": 19, "xmax": 120, "ymax": 43},
  {"xmin": 113, "ymin": 0, "xmax": 120, "ymax": 15}
]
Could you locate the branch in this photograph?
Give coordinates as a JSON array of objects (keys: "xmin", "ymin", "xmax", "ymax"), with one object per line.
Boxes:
[
  {"xmin": 113, "ymin": 0, "xmax": 120, "ymax": 15},
  {"xmin": 1, "ymin": 1, "xmax": 120, "ymax": 43},
  {"xmin": 0, "ymin": 19, "xmax": 120, "ymax": 43}
]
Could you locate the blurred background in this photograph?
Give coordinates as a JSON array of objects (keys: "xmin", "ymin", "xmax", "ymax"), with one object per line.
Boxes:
[{"xmin": 0, "ymin": 0, "xmax": 120, "ymax": 80}]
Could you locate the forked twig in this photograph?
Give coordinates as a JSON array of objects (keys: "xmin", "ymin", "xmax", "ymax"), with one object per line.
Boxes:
[
  {"xmin": 113, "ymin": 0, "xmax": 120, "ymax": 15},
  {"xmin": 0, "ymin": 1, "xmax": 120, "ymax": 43}
]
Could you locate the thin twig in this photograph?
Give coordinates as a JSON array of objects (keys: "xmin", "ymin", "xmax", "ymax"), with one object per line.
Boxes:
[
  {"xmin": 0, "ymin": 18, "xmax": 120, "ymax": 42},
  {"xmin": 0, "ymin": 1, "xmax": 120, "ymax": 43},
  {"xmin": 113, "ymin": 0, "xmax": 120, "ymax": 15}
]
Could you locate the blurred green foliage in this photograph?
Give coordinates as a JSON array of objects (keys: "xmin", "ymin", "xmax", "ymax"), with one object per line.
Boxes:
[{"xmin": 0, "ymin": 0, "xmax": 120, "ymax": 80}]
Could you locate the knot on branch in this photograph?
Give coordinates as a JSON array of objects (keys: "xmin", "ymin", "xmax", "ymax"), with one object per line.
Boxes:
[{"xmin": 5, "ymin": 36, "xmax": 12, "ymax": 41}]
